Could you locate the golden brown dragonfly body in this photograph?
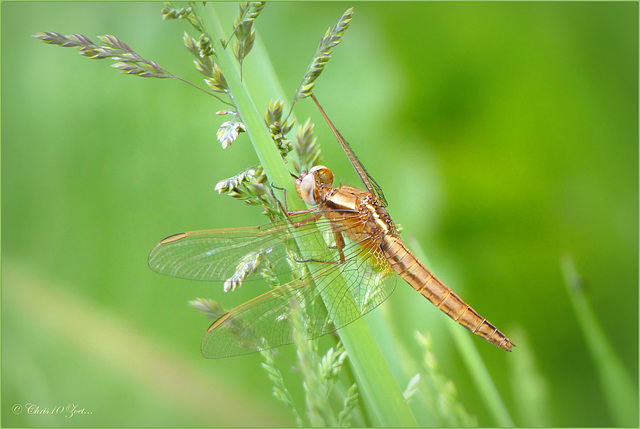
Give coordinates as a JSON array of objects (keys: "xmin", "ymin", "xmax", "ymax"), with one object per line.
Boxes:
[
  {"xmin": 149, "ymin": 95, "xmax": 513, "ymax": 358},
  {"xmin": 299, "ymin": 167, "xmax": 513, "ymax": 352}
]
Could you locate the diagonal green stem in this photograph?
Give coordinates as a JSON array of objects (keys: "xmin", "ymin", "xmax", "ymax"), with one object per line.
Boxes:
[
  {"xmin": 561, "ymin": 254, "xmax": 638, "ymax": 427},
  {"xmin": 449, "ymin": 326, "xmax": 514, "ymax": 426},
  {"xmin": 197, "ymin": 3, "xmax": 417, "ymax": 426}
]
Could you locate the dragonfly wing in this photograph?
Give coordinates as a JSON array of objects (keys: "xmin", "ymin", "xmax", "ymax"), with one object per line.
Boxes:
[
  {"xmin": 310, "ymin": 94, "xmax": 388, "ymax": 206},
  {"xmin": 148, "ymin": 211, "xmax": 358, "ymax": 285},
  {"xmin": 149, "ymin": 226, "xmax": 294, "ymax": 283},
  {"xmin": 201, "ymin": 235, "xmax": 397, "ymax": 358}
]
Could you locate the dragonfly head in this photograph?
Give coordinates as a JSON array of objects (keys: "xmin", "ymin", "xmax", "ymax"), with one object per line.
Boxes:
[{"xmin": 296, "ymin": 165, "xmax": 334, "ymax": 206}]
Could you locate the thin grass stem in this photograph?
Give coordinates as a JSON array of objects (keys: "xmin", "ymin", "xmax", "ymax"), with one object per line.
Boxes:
[{"xmin": 560, "ymin": 253, "xmax": 639, "ymax": 427}]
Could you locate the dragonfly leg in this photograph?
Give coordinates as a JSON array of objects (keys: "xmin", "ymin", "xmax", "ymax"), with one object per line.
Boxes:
[
  {"xmin": 270, "ymin": 182, "xmax": 289, "ymax": 215},
  {"xmin": 331, "ymin": 225, "xmax": 347, "ymax": 264},
  {"xmin": 270, "ymin": 182, "xmax": 299, "ymax": 216},
  {"xmin": 271, "ymin": 182, "xmax": 318, "ymax": 220},
  {"xmin": 294, "ymin": 256, "xmax": 342, "ymax": 265},
  {"xmin": 288, "ymin": 212, "xmax": 322, "ymax": 228}
]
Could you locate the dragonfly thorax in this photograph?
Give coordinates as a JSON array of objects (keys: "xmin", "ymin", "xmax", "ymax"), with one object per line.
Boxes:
[
  {"xmin": 296, "ymin": 164, "xmax": 397, "ymax": 238},
  {"xmin": 360, "ymin": 195, "xmax": 398, "ymax": 238}
]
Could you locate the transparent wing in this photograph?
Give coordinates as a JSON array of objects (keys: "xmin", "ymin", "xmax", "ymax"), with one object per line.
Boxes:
[
  {"xmin": 311, "ymin": 94, "xmax": 388, "ymax": 206},
  {"xmin": 201, "ymin": 234, "xmax": 397, "ymax": 358},
  {"xmin": 150, "ymin": 209, "xmax": 398, "ymax": 358},
  {"xmin": 148, "ymin": 210, "xmax": 358, "ymax": 287}
]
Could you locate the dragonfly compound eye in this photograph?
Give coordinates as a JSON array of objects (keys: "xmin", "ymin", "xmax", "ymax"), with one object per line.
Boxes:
[
  {"xmin": 309, "ymin": 165, "xmax": 334, "ymax": 186},
  {"xmin": 298, "ymin": 172, "xmax": 319, "ymax": 205}
]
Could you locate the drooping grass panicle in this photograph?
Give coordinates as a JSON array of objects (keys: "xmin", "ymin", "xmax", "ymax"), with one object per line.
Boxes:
[
  {"xmin": 161, "ymin": 2, "xmax": 191, "ymax": 20},
  {"xmin": 196, "ymin": 34, "xmax": 215, "ymax": 59},
  {"xmin": 259, "ymin": 259, "xmax": 281, "ymax": 290},
  {"xmin": 223, "ymin": 252, "xmax": 264, "ymax": 292},
  {"xmin": 225, "ymin": 2, "xmax": 266, "ymax": 47},
  {"xmin": 216, "ymin": 110, "xmax": 246, "ymax": 148},
  {"xmin": 265, "ymin": 100, "xmax": 294, "ymax": 158},
  {"xmin": 182, "ymin": 32, "xmax": 231, "ymax": 101},
  {"xmin": 164, "ymin": 2, "xmax": 236, "ymax": 109},
  {"xmin": 34, "ymin": 32, "xmax": 173, "ymax": 78},
  {"xmin": 205, "ymin": 63, "xmax": 229, "ymax": 94},
  {"xmin": 189, "ymin": 298, "xmax": 227, "ymax": 320},
  {"xmin": 33, "ymin": 30, "xmax": 233, "ymax": 106},
  {"xmin": 415, "ymin": 331, "xmax": 477, "ymax": 427},
  {"xmin": 291, "ymin": 300, "xmax": 328, "ymax": 426},
  {"xmin": 184, "ymin": 32, "xmax": 214, "ymax": 75},
  {"xmin": 179, "ymin": 5, "xmax": 267, "ymax": 152},
  {"xmin": 291, "ymin": 118, "xmax": 321, "ymax": 175},
  {"xmin": 337, "ymin": 383, "xmax": 359, "ymax": 428},
  {"xmin": 290, "ymin": 301, "xmax": 361, "ymax": 427},
  {"xmin": 291, "ymin": 7, "xmax": 354, "ymax": 108},
  {"xmin": 161, "ymin": 2, "xmax": 202, "ymax": 32},
  {"xmin": 318, "ymin": 342, "xmax": 348, "ymax": 396},
  {"xmin": 214, "ymin": 165, "xmax": 282, "ymax": 221},
  {"xmin": 229, "ymin": 2, "xmax": 266, "ymax": 79},
  {"xmin": 402, "ymin": 373, "xmax": 421, "ymax": 404},
  {"xmin": 260, "ymin": 348, "xmax": 305, "ymax": 427}
]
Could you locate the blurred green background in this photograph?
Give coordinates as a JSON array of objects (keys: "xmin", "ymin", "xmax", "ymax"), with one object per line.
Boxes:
[{"xmin": 2, "ymin": 2, "xmax": 637, "ymax": 427}]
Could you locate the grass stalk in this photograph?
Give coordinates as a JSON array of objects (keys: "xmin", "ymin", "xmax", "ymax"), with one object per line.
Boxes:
[
  {"xmin": 560, "ymin": 254, "xmax": 638, "ymax": 427},
  {"xmin": 449, "ymin": 325, "xmax": 514, "ymax": 426},
  {"xmin": 507, "ymin": 326, "xmax": 550, "ymax": 426},
  {"xmin": 198, "ymin": 3, "xmax": 417, "ymax": 426}
]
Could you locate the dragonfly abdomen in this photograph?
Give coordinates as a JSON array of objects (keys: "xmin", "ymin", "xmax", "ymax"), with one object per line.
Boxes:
[{"xmin": 381, "ymin": 236, "xmax": 514, "ymax": 351}]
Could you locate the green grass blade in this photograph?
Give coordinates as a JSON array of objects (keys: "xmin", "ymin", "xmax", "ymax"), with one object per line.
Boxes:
[
  {"xmin": 507, "ymin": 326, "xmax": 550, "ymax": 426},
  {"xmin": 449, "ymin": 325, "xmax": 514, "ymax": 427},
  {"xmin": 339, "ymin": 321, "xmax": 419, "ymax": 426},
  {"xmin": 366, "ymin": 307, "xmax": 440, "ymax": 426},
  {"xmin": 560, "ymin": 254, "xmax": 639, "ymax": 427}
]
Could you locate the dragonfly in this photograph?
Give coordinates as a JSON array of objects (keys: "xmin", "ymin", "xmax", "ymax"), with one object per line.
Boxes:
[{"xmin": 149, "ymin": 94, "xmax": 514, "ymax": 358}]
